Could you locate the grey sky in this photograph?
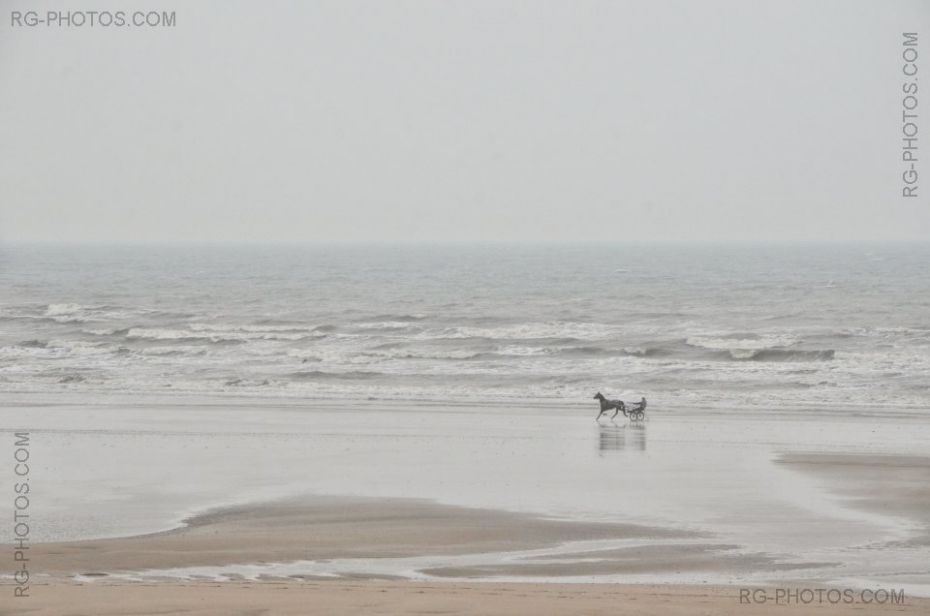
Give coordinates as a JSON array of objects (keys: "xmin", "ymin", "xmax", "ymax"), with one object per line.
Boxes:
[{"xmin": 2, "ymin": 0, "xmax": 928, "ymax": 242}]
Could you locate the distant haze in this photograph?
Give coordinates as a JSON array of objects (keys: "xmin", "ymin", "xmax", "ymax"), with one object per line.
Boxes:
[{"xmin": 2, "ymin": 0, "xmax": 929, "ymax": 242}]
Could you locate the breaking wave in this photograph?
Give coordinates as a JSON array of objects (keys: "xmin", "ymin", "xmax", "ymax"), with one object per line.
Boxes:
[{"xmin": 728, "ymin": 348, "xmax": 835, "ymax": 362}]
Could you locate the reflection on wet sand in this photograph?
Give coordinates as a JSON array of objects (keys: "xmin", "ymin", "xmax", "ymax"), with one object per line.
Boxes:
[{"xmin": 598, "ymin": 422, "xmax": 647, "ymax": 454}]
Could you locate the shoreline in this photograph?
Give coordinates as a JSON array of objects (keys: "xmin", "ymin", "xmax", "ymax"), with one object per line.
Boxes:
[
  {"xmin": 3, "ymin": 400, "xmax": 930, "ymax": 613},
  {"xmin": 4, "ymin": 398, "xmax": 929, "ymax": 546},
  {"xmin": 18, "ymin": 464, "xmax": 926, "ymax": 586},
  {"xmin": 3, "ymin": 392, "xmax": 930, "ymax": 418},
  {"xmin": 27, "ymin": 496, "xmax": 708, "ymax": 578}
]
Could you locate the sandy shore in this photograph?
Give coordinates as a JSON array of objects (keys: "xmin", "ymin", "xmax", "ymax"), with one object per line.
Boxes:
[
  {"xmin": 12, "ymin": 454, "xmax": 930, "ymax": 615},
  {"xmin": 776, "ymin": 453, "xmax": 930, "ymax": 546},
  {"xmin": 5, "ymin": 401, "xmax": 930, "ymax": 614},
  {"xmin": 33, "ymin": 496, "xmax": 782, "ymax": 577},
  {"xmin": 10, "ymin": 581, "xmax": 929, "ymax": 616}
]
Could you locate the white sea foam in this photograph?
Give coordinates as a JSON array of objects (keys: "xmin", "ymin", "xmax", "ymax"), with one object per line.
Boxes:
[{"xmin": 686, "ymin": 333, "xmax": 799, "ymax": 351}]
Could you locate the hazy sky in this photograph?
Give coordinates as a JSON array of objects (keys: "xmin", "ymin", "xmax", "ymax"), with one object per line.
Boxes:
[{"xmin": 2, "ymin": 0, "xmax": 928, "ymax": 242}]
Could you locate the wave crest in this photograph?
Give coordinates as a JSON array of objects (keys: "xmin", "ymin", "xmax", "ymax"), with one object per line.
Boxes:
[{"xmin": 729, "ymin": 348, "xmax": 835, "ymax": 362}]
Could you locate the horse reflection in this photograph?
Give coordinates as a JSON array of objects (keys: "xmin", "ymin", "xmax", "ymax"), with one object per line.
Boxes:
[{"xmin": 598, "ymin": 421, "xmax": 647, "ymax": 454}]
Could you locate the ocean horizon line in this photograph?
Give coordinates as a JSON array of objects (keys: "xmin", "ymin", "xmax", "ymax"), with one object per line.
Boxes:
[{"xmin": 3, "ymin": 238, "xmax": 929, "ymax": 248}]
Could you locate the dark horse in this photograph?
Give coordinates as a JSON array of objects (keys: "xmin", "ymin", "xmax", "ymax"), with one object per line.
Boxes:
[{"xmin": 593, "ymin": 392, "xmax": 626, "ymax": 420}]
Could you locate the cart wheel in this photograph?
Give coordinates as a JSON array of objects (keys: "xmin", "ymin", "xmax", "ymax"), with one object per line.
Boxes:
[{"xmin": 635, "ymin": 411, "xmax": 645, "ymax": 420}]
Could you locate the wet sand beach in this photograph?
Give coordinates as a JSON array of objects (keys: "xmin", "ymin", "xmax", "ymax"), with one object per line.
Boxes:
[
  {"xmin": 10, "ymin": 581, "xmax": 929, "ymax": 616},
  {"xmin": 27, "ymin": 496, "xmax": 693, "ymax": 576},
  {"xmin": 3, "ymin": 399, "xmax": 930, "ymax": 614},
  {"xmin": 14, "ymin": 482, "xmax": 930, "ymax": 615}
]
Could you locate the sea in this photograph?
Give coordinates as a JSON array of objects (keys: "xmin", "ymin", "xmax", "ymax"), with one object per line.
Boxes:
[{"xmin": 1, "ymin": 242, "xmax": 928, "ymax": 413}]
